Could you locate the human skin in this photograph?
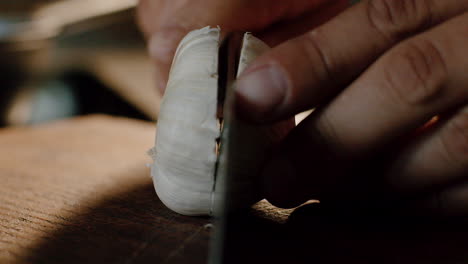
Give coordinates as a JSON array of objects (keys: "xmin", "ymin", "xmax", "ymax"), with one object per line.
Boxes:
[
  {"xmin": 137, "ymin": 0, "xmax": 348, "ymax": 92},
  {"xmin": 138, "ymin": 0, "xmax": 468, "ymax": 217}
]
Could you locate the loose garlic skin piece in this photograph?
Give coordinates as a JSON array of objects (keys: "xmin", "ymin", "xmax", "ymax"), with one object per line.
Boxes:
[{"xmin": 151, "ymin": 27, "xmax": 290, "ymax": 216}]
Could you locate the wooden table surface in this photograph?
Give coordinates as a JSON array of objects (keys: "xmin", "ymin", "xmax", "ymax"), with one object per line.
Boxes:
[
  {"xmin": 1, "ymin": 115, "xmax": 467, "ymax": 264},
  {"xmin": 0, "ymin": 115, "xmax": 210, "ymax": 264}
]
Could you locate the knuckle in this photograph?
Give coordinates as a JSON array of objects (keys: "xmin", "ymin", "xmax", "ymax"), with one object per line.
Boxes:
[
  {"xmin": 382, "ymin": 39, "xmax": 447, "ymax": 106},
  {"xmin": 301, "ymin": 29, "xmax": 334, "ymax": 83},
  {"xmin": 440, "ymin": 110, "xmax": 468, "ymax": 167},
  {"xmin": 366, "ymin": 0, "xmax": 432, "ymax": 40}
]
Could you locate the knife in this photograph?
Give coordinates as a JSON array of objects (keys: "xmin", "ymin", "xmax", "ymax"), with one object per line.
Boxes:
[{"xmin": 209, "ymin": 32, "xmax": 245, "ymax": 264}]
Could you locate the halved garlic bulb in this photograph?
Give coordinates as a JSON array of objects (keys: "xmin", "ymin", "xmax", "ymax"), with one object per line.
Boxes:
[{"xmin": 150, "ymin": 27, "xmax": 291, "ymax": 216}]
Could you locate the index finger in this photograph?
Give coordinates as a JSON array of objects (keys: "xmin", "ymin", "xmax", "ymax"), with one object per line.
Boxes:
[
  {"xmin": 138, "ymin": 0, "xmax": 341, "ymax": 93},
  {"xmin": 235, "ymin": 0, "xmax": 468, "ymax": 122}
]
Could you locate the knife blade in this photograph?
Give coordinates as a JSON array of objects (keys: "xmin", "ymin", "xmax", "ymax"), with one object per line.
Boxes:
[{"xmin": 210, "ymin": 32, "xmax": 244, "ymax": 264}]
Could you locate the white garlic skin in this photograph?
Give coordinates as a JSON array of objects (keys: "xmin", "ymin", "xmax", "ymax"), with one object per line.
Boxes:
[
  {"xmin": 152, "ymin": 27, "xmax": 220, "ymax": 216},
  {"xmin": 151, "ymin": 27, "xmax": 290, "ymax": 216}
]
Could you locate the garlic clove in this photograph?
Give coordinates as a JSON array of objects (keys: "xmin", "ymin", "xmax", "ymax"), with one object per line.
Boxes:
[
  {"xmin": 151, "ymin": 27, "xmax": 293, "ymax": 216},
  {"xmin": 237, "ymin": 32, "xmax": 270, "ymax": 76},
  {"xmin": 152, "ymin": 26, "xmax": 220, "ymax": 216}
]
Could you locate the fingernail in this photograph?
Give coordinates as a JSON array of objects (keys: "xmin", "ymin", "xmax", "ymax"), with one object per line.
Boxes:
[
  {"xmin": 148, "ymin": 28, "xmax": 185, "ymax": 64},
  {"xmin": 152, "ymin": 67, "xmax": 167, "ymax": 94},
  {"xmin": 158, "ymin": 81, "xmax": 167, "ymax": 93},
  {"xmin": 236, "ymin": 65, "xmax": 287, "ymax": 121}
]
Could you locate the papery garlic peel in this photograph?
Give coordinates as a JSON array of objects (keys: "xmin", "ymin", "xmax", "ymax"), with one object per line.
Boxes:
[{"xmin": 150, "ymin": 27, "xmax": 290, "ymax": 216}]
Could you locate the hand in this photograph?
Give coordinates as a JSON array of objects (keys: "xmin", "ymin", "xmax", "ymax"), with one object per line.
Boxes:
[
  {"xmin": 235, "ymin": 0, "xmax": 468, "ymax": 217},
  {"xmin": 137, "ymin": 0, "xmax": 348, "ymax": 93}
]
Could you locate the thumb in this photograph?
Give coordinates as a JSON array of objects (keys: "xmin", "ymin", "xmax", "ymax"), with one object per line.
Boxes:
[
  {"xmin": 147, "ymin": 27, "xmax": 188, "ymax": 93},
  {"xmin": 234, "ymin": 1, "xmax": 349, "ymax": 122}
]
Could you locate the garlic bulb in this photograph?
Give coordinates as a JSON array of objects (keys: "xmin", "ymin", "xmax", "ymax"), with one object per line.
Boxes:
[{"xmin": 150, "ymin": 27, "xmax": 291, "ymax": 216}]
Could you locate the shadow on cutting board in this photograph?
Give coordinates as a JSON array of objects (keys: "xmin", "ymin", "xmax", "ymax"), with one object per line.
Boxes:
[
  {"xmin": 24, "ymin": 182, "xmax": 211, "ymax": 264},
  {"xmin": 23, "ymin": 182, "xmax": 468, "ymax": 264},
  {"xmin": 220, "ymin": 202, "xmax": 468, "ymax": 264}
]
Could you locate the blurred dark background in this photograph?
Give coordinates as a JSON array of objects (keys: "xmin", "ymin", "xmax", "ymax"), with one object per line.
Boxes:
[{"xmin": 0, "ymin": 0, "xmax": 160, "ymax": 127}]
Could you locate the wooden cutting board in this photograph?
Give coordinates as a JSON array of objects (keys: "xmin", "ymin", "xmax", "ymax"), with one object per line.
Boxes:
[
  {"xmin": 1, "ymin": 115, "xmax": 467, "ymax": 264},
  {"xmin": 0, "ymin": 115, "xmax": 210, "ymax": 264}
]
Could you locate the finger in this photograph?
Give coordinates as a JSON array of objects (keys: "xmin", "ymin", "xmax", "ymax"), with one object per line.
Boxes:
[
  {"xmin": 139, "ymin": 0, "xmax": 334, "ymax": 37},
  {"xmin": 235, "ymin": 0, "xmax": 468, "ymax": 122},
  {"xmin": 148, "ymin": 27, "xmax": 188, "ymax": 93},
  {"xmin": 400, "ymin": 180, "xmax": 468, "ymax": 218},
  {"xmin": 256, "ymin": 0, "xmax": 349, "ymax": 47},
  {"xmin": 136, "ymin": 0, "xmax": 158, "ymax": 38},
  {"xmin": 140, "ymin": 0, "xmax": 335, "ymax": 93},
  {"xmin": 426, "ymin": 181, "xmax": 468, "ymax": 217},
  {"xmin": 385, "ymin": 106, "xmax": 468, "ymax": 195},
  {"xmin": 263, "ymin": 12, "xmax": 468, "ymax": 208}
]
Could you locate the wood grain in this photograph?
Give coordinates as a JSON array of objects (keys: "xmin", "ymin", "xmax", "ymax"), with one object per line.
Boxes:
[
  {"xmin": 0, "ymin": 115, "xmax": 210, "ymax": 264},
  {"xmin": 1, "ymin": 115, "xmax": 468, "ymax": 264}
]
